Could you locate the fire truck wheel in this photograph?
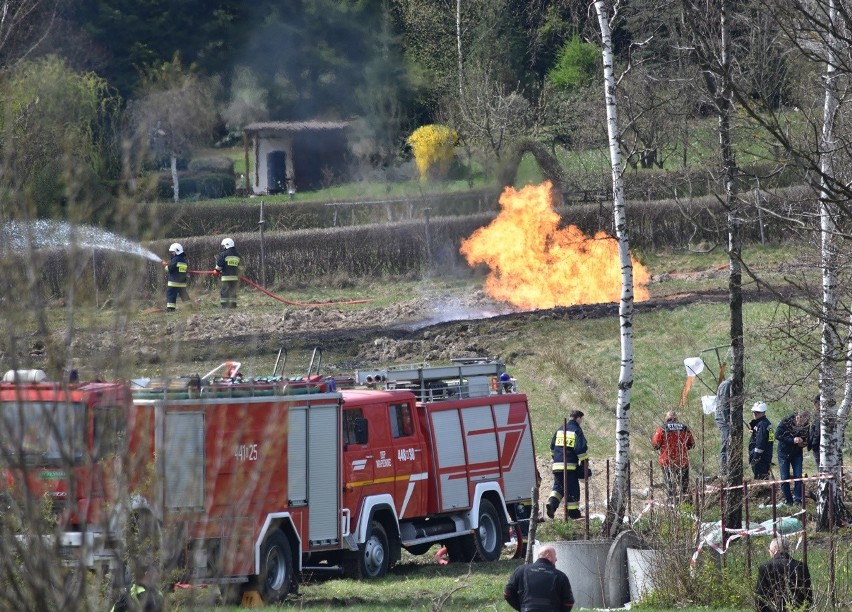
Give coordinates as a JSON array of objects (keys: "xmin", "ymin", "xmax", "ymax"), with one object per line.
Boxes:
[
  {"xmin": 472, "ymin": 499, "xmax": 505, "ymax": 562},
  {"xmin": 345, "ymin": 520, "xmax": 390, "ymax": 579},
  {"xmin": 258, "ymin": 530, "xmax": 293, "ymax": 603}
]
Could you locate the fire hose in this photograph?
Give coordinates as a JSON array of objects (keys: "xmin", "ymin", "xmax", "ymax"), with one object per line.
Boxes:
[{"xmin": 189, "ymin": 269, "xmax": 371, "ymax": 307}]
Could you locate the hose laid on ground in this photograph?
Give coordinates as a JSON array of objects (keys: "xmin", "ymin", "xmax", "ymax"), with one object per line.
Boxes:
[{"xmin": 190, "ymin": 269, "xmax": 371, "ymax": 307}]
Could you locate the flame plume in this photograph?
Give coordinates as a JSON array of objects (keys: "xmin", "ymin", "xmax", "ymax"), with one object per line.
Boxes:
[{"xmin": 460, "ymin": 182, "xmax": 650, "ymax": 310}]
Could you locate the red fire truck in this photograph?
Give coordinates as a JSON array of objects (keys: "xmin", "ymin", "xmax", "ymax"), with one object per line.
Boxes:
[
  {"xmin": 1, "ymin": 358, "xmax": 537, "ymax": 604},
  {"xmin": 0, "ymin": 368, "xmax": 140, "ymax": 570}
]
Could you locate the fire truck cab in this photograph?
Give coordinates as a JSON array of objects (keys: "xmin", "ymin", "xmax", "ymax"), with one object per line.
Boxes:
[{"xmin": 333, "ymin": 359, "xmax": 536, "ymax": 579}]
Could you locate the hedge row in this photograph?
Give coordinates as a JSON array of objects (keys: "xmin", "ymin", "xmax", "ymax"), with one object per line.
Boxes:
[
  {"xmin": 137, "ymin": 161, "xmax": 797, "ymax": 239},
  {"xmin": 33, "ymin": 184, "xmax": 816, "ymax": 302},
  {"xmin": 154, "ymin": 172, "xmax": 237, "ymax": 201},
  {"xmin": 140, "ymin": 188, "xmax": 501, "ymax": 238}
]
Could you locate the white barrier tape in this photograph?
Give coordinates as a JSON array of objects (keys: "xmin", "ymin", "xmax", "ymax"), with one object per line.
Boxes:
[
  {"xmin": 689, "ymin": 511, "xmax": 805, "ymax": 576},
  {"xmin": 702, "ymin": 473, "xmax": 835, "ymax": 495}
]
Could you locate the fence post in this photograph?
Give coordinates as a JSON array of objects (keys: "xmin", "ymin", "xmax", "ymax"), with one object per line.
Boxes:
[
  {"xmin": 830, "ymin": 479, "xmax": 836, "ymax": 608},
  {"xmin": 258, "ymin": 200, "xmax": 266, "ymax": 288},
  {"xmin": 744, "ymin": 481, "xmax": 751, "ymax": 578},
  {"xmin": 720, "ymin": 486, "xmax": 726, "ymax": 569}
]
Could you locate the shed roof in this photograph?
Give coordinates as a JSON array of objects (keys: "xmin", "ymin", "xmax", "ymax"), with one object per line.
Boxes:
[{"xmin": 244, "ymin": 120, "xmax": 351, "ymax": 135}]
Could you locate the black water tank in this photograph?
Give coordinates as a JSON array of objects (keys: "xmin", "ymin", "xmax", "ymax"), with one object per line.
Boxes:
[{"xmin": 266, "ymin": 150, "xmax": 286, "ymax": 193}]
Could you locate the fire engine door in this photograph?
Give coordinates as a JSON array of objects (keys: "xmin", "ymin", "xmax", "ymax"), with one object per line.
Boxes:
[
  {"xmin": 388, "ymin": 402, "xmax": 427, "ymax": 518},
  {"xmin": 342, "ymin": 407, "xmax": 374, "ymax": 518}
]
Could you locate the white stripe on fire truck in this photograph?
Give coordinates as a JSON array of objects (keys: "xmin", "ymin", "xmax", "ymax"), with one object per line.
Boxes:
[
  {"xmin": 352, "ymin": 459, "xmax": 368, "ymax": 471},
  {"xmin": 399, "ymin": 472, "xmax": 429, "ymax": 517}
]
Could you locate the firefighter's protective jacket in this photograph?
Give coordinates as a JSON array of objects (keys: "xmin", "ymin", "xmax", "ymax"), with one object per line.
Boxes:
[
  {"xmin": 166, "ymin": 252, "xmax": 189, "ymax": 287},
  {"xmin": 215, "ymin": 248, "xmax": 242, "ymax": 281},
  {"xmin": 550, "ymin": 419, "xmax": 588, "ymax": 471},
  {"xmin": 652, "ymin": 420, "xmax": 695, "ymax": 468},
  {"xmin": 748, "ymin": 416, "xmax": 774, "ymax": 465}
]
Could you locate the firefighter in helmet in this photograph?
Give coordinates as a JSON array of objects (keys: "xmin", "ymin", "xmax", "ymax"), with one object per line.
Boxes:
[
  {"xmin": 546, "ymin": 409, "xmax": 588, "ymax": 519},
  {"xmin": 214, "ymin": 237, "xmax": 242, "ymax": 309},
  {"xmin": 162, "ymin": 243, "xmax": 190, "ymax": 312}
]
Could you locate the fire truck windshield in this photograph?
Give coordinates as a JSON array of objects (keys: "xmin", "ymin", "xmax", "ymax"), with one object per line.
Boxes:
[{"xmin": 0, "ymin": 401, "xmax": 86, "ymax": 466}]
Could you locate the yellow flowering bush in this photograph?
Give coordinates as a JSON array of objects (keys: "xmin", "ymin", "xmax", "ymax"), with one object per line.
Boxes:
[{"xmin": 407, "ymin": 124, "xmax": 459, "ymax": 182}]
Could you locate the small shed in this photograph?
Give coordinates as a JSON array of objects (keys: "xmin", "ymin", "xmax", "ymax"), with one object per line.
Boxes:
[{"xmin": 242, "ymin": 120, "xmax": 351, "ymax": 195}]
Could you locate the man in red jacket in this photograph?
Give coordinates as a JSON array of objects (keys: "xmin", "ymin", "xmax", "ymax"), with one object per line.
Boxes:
[{"xmin": 652, "ymin": 411, "xmax": 695, "ymax": 501}]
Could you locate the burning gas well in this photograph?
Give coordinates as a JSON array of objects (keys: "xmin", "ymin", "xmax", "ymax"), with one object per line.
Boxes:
[{"xmin": 460, "ymin": 181, "xmax": 650, "ymax": 310}]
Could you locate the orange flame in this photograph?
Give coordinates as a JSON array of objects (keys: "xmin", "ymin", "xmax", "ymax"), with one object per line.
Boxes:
[{"xmin": 459, "ymin": 182, "xmax": 650, "ymax": 310}]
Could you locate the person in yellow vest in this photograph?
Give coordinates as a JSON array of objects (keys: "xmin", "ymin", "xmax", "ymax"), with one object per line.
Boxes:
[
  {"xmin": 214, "ymin": 237, "xmax": 242, "ymax": 309},
  {"xmin": 110, "ymin": 580, "xmax": 163, "ymax": 611},
  {"xmin": 546, "ymin": 410, "xmax": 589, "ymax": 519},
  {"xmin": 162, "ymin": 243, "xmax": 190, "ymax": 312}
]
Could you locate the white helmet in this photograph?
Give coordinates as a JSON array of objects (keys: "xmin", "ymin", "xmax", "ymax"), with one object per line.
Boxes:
[
  {"xmin": 221, "ymin": 237, "xmax": 235, "ymax": 249},
  {"xmin": 169, "ymin": 242, "xmax": 183, "ymax": 255},
  {"xmin": 752, "ymin": 402, "xmax": 768, "ymax": 413}
]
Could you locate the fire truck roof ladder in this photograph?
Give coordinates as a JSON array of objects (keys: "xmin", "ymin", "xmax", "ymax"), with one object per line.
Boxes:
[{"xmin": 357, "ymin": 358, "xmax": 508, "ymax": 402}]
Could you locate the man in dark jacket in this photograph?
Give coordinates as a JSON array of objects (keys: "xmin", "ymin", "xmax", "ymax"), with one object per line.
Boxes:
[
  {"xmin": 214, "ymin": 237, "xmax": 242, "ymax": 309},
  {"xmin": 504, "ymin": 545, "xmax": 574, "ymax": 611},
  {"xmin": 715, "ymin": 378, "xmax": 733, "ymax": 476},
  {"xmin": 775, "ymin": 411, "xmax": 809, "ymax": 505},
  {"xmin": 754, "ymin": 536, "xmax": 812, "ymax": 612},
  {"xmin": 748, "ymin": 402, "xmax": 774, "ymax": 480},
  {"xmin": 546, "ymin": 410, "xmax": 588, "ymax": 519}
]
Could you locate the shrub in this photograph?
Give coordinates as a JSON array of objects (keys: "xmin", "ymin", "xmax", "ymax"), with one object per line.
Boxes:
[
  {"xmin": 407, "ymin": 125, "xmax": 459, "ymax": 182},
  {"xmin": 188, "ymin": 156, "xmax": 234, "ymax": 174},
  {"xmin": 548, "ymin": 36, "xmax": 600, "ymax": 91},
  {"xmin": 155, "ymin": 172, "xmax": 236, "ymax": 200}
]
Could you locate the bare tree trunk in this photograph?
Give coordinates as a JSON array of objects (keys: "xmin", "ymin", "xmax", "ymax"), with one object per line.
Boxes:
[
  {"xmin": 718, "ymin": 0, "xmax": 745, "ymax": 531},
  {"xmin": 170, "ymin": 154, "xmax": 180, "ymax": 202},
  {"xmin": 456, "ymin": 0, "xmax": 463, "ymax": 98},
  {"xmin": 595, "ymin": 0, "xmax": 639, "ymax": 538},
  {"xmin": 682, "ymin": 0, "xmax": 745, "ymax": 529},
  {"xmin": 816, "ymin": 0, "xmax": 848, "ymax": 529}
]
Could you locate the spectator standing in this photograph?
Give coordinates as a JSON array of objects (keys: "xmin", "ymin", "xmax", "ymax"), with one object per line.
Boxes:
[
  {"xmin": 775, "ymin": 411, "xmax": 809, "ymax": 505},
  {"xmin": 715, "ymin": 377, "xmax": 733, "ymax": 477},
  {"xmin": 546, "ymin": 410, "xmax": 588, "ymax": 520},
  {"xmin": 652, "ymin": 411, "xmax": 695, "ymax": 500},
  {"xmin": 748, "ymin": 402, "xmax": 774, "ymax": 480},
  {"xmin": 162, "ymin": 243, "xmax": 190, "ymax": 312},
  {"xmin": 808, "ymin": 394, "xmax": 821, "ymax": 470},
  {"xmin": 214, "ymin": 237, "xmax": 242, "ymax": 309},
  {"xmin": 754, "ymin": 536, "xmax": 812, "ymax": 612},
  {"xmin": 503, "ymin": 545, "xmax": 574, "ymax": 611}
]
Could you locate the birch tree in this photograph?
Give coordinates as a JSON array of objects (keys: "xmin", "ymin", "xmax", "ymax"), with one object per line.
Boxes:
[{"xmin": 593, "ymin": 0, "xmax": 641, "ymax": 537}]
